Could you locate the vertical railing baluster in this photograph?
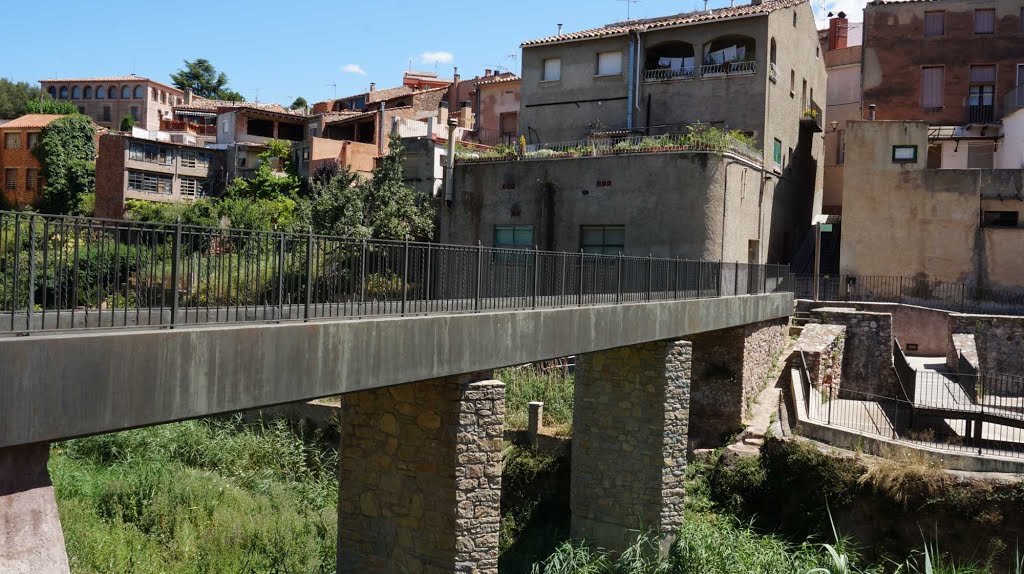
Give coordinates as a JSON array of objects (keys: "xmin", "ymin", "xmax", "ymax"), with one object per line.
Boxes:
[
  {"xmin": 27, "ymin": 215, "xmax": 36, "ymax": 331},
  {"xmin": 616, "ymin": 252, "xmax": 622, "ymax": 304},
  {"xmin": 532, "ymin": 245, "xmax": 539, "ymax": 309},
  {"xmin": 170, "ymin": 220, "xmax": 181, "ymax": 328},
  {"xmin": 41, "ymin": 218, "xmax": 50, "ymax": 330},
  {"xmin": 577, "ymin": 250, "xmax": 584, "ymax": 306},
  {"xmin": 11, "ymin": 213, "xmax": 21, "ymax": 331},
  {"xmin": 401, "ymin": 236, "xmax": 410, "ymax": 316},
  {"xmin": 304, "ymin": 228, "xmax": 313, "ymax": 321},
  {"xmin": 425, "ymin": 243, "xmax": 433, "ymax": 312},
  {"xmin": 475, "ymin": 241, "xmax": 483, "ymax": 312},
  {"xmin": 277, "ymin": 231, "xmax": 286, "ymax": 319}
]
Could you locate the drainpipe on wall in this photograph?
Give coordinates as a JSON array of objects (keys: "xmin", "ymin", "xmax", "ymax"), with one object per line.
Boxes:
[
  {"xmin": 627, "ymin": 33, "xmax": 636, "ymax": 130},
  {"xmin": 378, "ymin": 102, "xmax": 387, "ymax": 154},
  {"xmin": 444, "ymin": 117, "xmax": 458, "ymax": 206}
]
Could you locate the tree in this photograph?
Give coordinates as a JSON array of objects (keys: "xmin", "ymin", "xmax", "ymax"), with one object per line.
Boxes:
[
  {"xmin": 224, "ymin": 139, "xmax": 300, "ymax": 200},
  {"xmin": 304, "ymin": 137, "xmax": 435, "ymax": 241},
  {"xmin": 119, "ymin": 115, "xmax": 136, "ymax": 131},
  {"xmin": 0, "ymin": 79, "xmax": 41, "ymax": 119},
  {"xmin": 34, "ymin": 115, "xmax": 96, "ymax": 214},
  {"xmin": 26, "ymin": 98, "xmax": 79, "ymax": 115},
  {"xmin": 290, "ymin": 97, "xmax": 308, "ymax": 110},
  {"xmin": 170, "ymin": 59, "xmax": 245, "ymax": 101}
]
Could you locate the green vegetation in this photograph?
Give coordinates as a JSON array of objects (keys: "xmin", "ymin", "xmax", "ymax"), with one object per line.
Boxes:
[
  {"xmin": 501, "ymin": 445, "xmax": 572, "ymax": 573},
  {"xmin": 34, "ymin": 115, "xmax": 97, "ymax": 215},
  {"xmin": 119, "ymin": 115, "xmax": 136, "ymax": 131},
  {"xmin": 0, "ymin": 78, "xmax": 41, "ymax": 119},
  {"xmin": 498, "ymin": 365, "xmax": 574, "ymax": 432},
  {"xmin": 27, "ymin": 97, "xmax": 80, "ymax": 116},
  {"xmin": 170, "ymin": 58, "xmax": 244, "ymax": 101},
  {"xmin": 290, "ymin": 97, "xmax": 308, "ymax": 111},
  {"xmin": 52, "ymin": 417, "xmax": 337, "ymax": 574}
]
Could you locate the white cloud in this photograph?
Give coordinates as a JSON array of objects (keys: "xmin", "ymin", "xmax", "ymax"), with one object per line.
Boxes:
[
  {"xmin": 813, "ymin": 0, "xmax": 868, "ymax": 23},
  {"xmin": 342, "ymin": 64, "xmax": 367, "ymax": 76},
  {"xmin": 418, "ymin": 51, "xmax": 454, "ymax": 65}
]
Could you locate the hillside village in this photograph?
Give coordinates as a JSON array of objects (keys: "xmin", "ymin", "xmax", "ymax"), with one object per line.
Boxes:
[{"xmin": 3, "ymin": 0, "xmax": 1024, "ymax": 572}]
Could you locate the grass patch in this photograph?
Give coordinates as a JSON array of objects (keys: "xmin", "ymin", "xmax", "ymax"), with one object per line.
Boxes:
[{"xmin": 499, "ymin": 365, "xmax": 575, "ymax": 433}]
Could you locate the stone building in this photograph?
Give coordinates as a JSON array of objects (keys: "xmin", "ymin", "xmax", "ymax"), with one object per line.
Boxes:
[
  {"xmin": 440, "ymin": 0, "xmax": 826, "ymax": 265},
  {"xmin": 840, "ymin": 119, "xmax": 1024, "ymax": 290},
  {"xmin": 0, "ymin": 114, "xmax": 64, "ymax": 207},
  {"xmin": 94, "ymin": 133, "xmax": 225, "ymax": 218},
  {"xmin": 39, "ymin": 76, "xmax": 184, "ymax": 131},
  {"xmin": 475, "ymin": 75, "xmax": 521, "ymax": 147}
]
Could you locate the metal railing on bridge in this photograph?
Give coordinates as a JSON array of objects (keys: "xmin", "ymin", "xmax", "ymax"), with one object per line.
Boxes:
[
  {"xmin": 0, "ymin": 211, "xmax": 792, "ymax": 333},
  {"xmin": 794, "ymin": 274, "xmax": 1024, "ymax": 315}
]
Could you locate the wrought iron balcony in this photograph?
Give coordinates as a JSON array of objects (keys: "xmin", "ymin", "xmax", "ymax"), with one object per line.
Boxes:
[
  {"xmin": 801, "ymin": 100, "xmax": 823, "ymax": 132},
  {"xmin": 642, "ymin": 61, "xmax": 757, "ymax": 83}
]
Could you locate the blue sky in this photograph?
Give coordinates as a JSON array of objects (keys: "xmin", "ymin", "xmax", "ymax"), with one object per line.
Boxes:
[{"xmin": 2, "ymin": 0, "xmax": 861, "ymax": 106}]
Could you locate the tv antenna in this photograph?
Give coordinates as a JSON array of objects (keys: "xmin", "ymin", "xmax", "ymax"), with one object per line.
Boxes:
[
  {"xmin": 618, "ymin": 0, "xmax": 639, "ymax": 19},
  {"xmin": 325, "ymin": 82, "xmax": 337, "ymax": 99}
]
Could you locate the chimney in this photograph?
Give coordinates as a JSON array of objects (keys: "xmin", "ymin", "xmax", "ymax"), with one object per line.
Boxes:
[
  {"xmin": 868, "ymin": 103, "xmax": 877, "ymax": 120},
  {"xmin": 447, "ymin": 67, "xmax": 461, "ymax": 118},
  {"xmin": 184, "ymin": 88, "xmax": 193, "ymax": 105},
  {"xmin": 828, "ymin": 11, "xmax": 849, "ymax": 50},
  {"xmin": 485, "ymin": 69, "xmax": 492, "ymax": 77},
  {"xmin": 557, "ymin": 23, "xmax": 563, "ymax": 34},
  {"xmin": 369, "ymin": 82, "xmax": 376, "ymax": 92}
]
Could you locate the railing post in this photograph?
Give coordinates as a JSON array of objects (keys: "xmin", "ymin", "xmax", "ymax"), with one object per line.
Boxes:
[
  {"xmin": 616, "ymin": 252, "xmax": 622, "ymax": 304},
  {"xmin": 401, "ymin": 235, "xmax": 410, "ymax": 316},
  {"xmin": 360, "ymin": 238, "xmax": 367, "ymax": 308},
  {"xmin": 27, "ymin": 215, "xmax": 35, "ymax": 331},
  {"xmin": 577, "ymin": 250, "xmax": 584, "ymax": 306},
  {"xmin": 960, "ymin": 283, "xmax": 966, "ymax": 313},
  {"xmin": 304, "ymin": 227, "xmax": 313, "ymax": 321},
  {"xmin": 718, "ymin": 259, "xmax": 723, "ymax": 297},
  {"xmin": 697, "ymin": 260, "xmax": 703, "ymax": 298},
  {"xmin": 899, "ymin": 276, "xmax": 904, "ymax": 304},
  {"xmin": 170, "ymin": 220, "xmax": 182, "ymax": 327},
  {"xmin": 734, "ymin": 261, "xmax": 739, "ymax": 296},
  {"xmin": 277, "ymin": 231, "xmax": 286, "ymax": 319},
  {"xmin": 645, "ymin": 254, "xmax": 653, "ymax": 301},
  {"xmin": 532, "ymin": 245, "xmax": 539, "ymax": 309},
  {"xmin": 475, "ymin": 240, "xmax": 482, "ymax": 312},
  {"xmin": 673, "ymin": 257, "xmax": 680, "ymax": 300},
  {"xmin": 827, "ymin": 383, "xmax": 834, "ymax": 426}
]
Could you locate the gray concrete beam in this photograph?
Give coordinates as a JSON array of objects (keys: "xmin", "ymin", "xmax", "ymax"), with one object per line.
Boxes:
[{"xmin": 0, "ymin": 293, "xmax": 791, "ymax": 448}]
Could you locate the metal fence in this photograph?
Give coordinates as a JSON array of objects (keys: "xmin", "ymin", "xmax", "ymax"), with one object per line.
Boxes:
[
  {"xmin": 798, "ymin": 349, "xmax": 1024, "ymax": 459},
  {"xmin": 0, "ymin": 211, "xmax": 792, "ymax": 333},
  {"xmin": 794, "ymin": 274, "xmax": 1024, "ymax": 315}
]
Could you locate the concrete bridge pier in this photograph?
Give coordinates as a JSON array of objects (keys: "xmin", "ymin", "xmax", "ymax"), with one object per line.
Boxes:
[
  {"xmin": 571, "ymin": 339, "xmax": 692, "ymax": 552},
  {"xmin": 337, "ymin": 372, "xmax": 505, "ymax": 574},
  {"xmin": 0, "ymin": 442, "xmax": 71, "ymax": 574}
]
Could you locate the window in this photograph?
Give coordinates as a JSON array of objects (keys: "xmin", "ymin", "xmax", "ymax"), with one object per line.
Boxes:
[
  {"xmin": 596, "ymin": 51, "xmax": 622, "ymax": 76},
  {"xmin": 773, "ymin": 138, "xmax": 782, "ymax": 167},
  {"xmin": 770, "ymin": 38, "xmax": 777, "ymax": 65},
  {"xmin": 102, "ymin": 106, "xmax": 111, "ymax": 122},
  {"xmin": 494, "ymin": 225, "xmax": 534, "ymax": 249},
  {"xmin": 180, "ymin": 150, "xmax": 209, "ymax": 169},
  {"xmin": 921, "ymin": 66, "xmax": 944, "ymax": 109},
  {"xmin": 83, "ymin": 86, "xmax": 92, "ymax": 99},
  {"xmin": 180, "ymin": 177, "xmax": 209, "ymax": 199},
  {"xmin": 121, "ymin": 86, "xmax": 131, "ymax": 99},
  {"xmin": 968, "ymin": 65, "xmax": 996, "ymax": 122},
  {"xmin": 77, "ymin": 106, "xmax": 86, "ymax": 115},
  {"xmin": 924, "ymin": 11, "xmax": 945, "ymax": 36},
  {"xmin": 793, "ymin": 11, "xmax": 797, "ymax": 26},
  {"xmin": 59, "ymin": 86, "xmax": 68, "ymax": 100},
  {"xmin": 47, "ymin": 86, "xmax": 56, "ymax": 99},
  {"xmin": 152, "ymin": 88, "xmax": 158, "ymax": 102},
  {"xmin": 127, "ymin": 171, "xmax": 172, "ymax": 194},
  {"xmin": 892, "ymin": 145, "xmax": 918, "ymax": 163},
  {"xmin": 26, "ymin": 133, "xmax": 39, "ymax": 149},
  {"xmin": 133, "ymin": 85, "xmax": 144, "ymax": 99},
  {"xmin": 71, "ymin": 86, "xmax": 81, "ymax": 99},
  {"xmin": 95, "ymin": 86, "xmax": 105, "ymax": 99},
  {"xmin": 130, "ymin": 106, "xmax": 140, "ymax": 121},
  {"xmin": 581, "ymin": 225, "xmax": 625, "ymax": 255},
  {"xmin": 975, "ymin": 9, "xmax": 995, "ymax": 33},
  {"xmin": 967, "ymin": 142, "xmax": 995, "ymax": 168},
  {"xmin": 790, "ymin": 69, "xmax": 795, "ymax": 97},
  {"xmin": 835, "ymin": 130, "xmax": 845, "ymax": 165},
  {"xmin": 4, "ymin": 169, "xmax": 16, "ymax": 191},
  {"xmin": 108, "ymin": 86, "xmax": 118, "ymax": 99},
  {"xmin": 129, "ymin": 143, "xmax": 173, "ymax": 165},
  {"xmin": 25, "ymin": 169, "xmax": 38, "ymax": 192},
  {"xmin": 983, "ymin": 211, "xmax": 1019, "ymax": 227},
  {"xmin": 4, "ymin": 133, "xmax": 20, "ymax": 149},
  {"xmin": 542, "ymin": 58, "xmax": 561, "ymax": 81}
]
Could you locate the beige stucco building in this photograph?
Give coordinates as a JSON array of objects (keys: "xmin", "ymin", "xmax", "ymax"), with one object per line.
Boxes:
[
  {"xmin": 819, "ymin": 14, "xmax": 863, "ymax": 215},
  {"xmin": 840, "ymin": 120, "xmax": 1024, "ymax": 290},
  {"xmin": 40, "ymin": 76, "xmax": 184, "ymax": 131}
]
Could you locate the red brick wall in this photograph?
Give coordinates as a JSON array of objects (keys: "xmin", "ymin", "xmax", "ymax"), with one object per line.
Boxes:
[
  {"xmin": 94, "ymin": 135, "xmax": 127, "ymax": 219},
  {"xmin": 0, "ymin": 129, "xmax": 45, "ymax": 207},
  {"xmin": 863, "ymin": 3, "xmax": 1022, "ymax": 124}
]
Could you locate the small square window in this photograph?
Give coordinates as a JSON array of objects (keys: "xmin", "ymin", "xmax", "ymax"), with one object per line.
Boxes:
[
  {"xmin": 983, "ymin": 211, "xmax": 1019, "ymax": 227},
  {"xmin": 773, "ymin": 139, "xmax": 783, "ymax": 167},
  {"xmin": 542, "ymin": 58, "xmax": 561, "ymax": 82},
  {"xmin": 596, "ymin": 51, "xmax": 622, "ymax": 76},
  {"xmin": 924, "ymin": 11, "xmax": 945, "ymax": 36},
  {"xmin": 4, "ymin": 133, "xmax": 21, "ymax": 149},
  {"xmin": 892, "ymin": 145, "xmax": 918, "ymax": 163}
]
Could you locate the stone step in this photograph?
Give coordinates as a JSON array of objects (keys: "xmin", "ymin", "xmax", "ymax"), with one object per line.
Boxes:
[
  {"xmin": 742, "ymin": 437, "xmax": 766, "ymax": 447},
  {"xmin": 789, "ymin": 325, "xmax": 804, "ymax": 337}
]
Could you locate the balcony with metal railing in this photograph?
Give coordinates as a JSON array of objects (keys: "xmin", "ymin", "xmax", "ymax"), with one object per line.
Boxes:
[
  {"xmin": 800, "ymin": 100, "xmax": 823, "ymax": 132},
  {"xmin": 1003, "ymin": 83, "xmax": 1024, "ymax": 119},
  {"xmin": 643, "ymin": 61, "xmax": 757, "ymax": 83}
]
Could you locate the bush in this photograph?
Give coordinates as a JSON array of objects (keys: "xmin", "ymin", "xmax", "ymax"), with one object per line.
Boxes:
[{"xmin": 499, "ymin": 366, "xmax": 574, "ymax": 432}]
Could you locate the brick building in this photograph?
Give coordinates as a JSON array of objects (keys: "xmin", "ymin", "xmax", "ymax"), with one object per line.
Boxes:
[
  {"xmin": 0, "ymin": 115, "xmax": 65, "ymax": 207},
  {"xmin": 95, "ymin": 133, "xmax": 225, "ymax": 218},
  {"xmin": 40, "ymin": 76, "xmax": 185, "ymax": 131}
]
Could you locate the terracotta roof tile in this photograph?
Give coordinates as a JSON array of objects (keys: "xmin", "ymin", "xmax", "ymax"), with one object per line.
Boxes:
[
  {"xmin": 476, "ymin": 75, "xmax": 521, "ymax": 86},
  {"xmin": 175, "ymin": 96, "xmax": 294, "ymax": 115},
  {"xmin": 0, "ymin": 114, "xmax": 67, "ymax": 129},
  {"xmin": 522, "ymin": 0, "xmax": 806, "ymax": 47}
]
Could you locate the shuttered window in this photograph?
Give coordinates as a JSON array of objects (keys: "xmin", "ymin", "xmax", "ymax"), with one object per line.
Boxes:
[
  {"xmin": 924, "ymin": 11, "xmax": 944, "ymax": 36},
  {"xmin": 974, "ymin": 9, "xmax": 995, "ymax": 33},
  {"xmin": 921, "ymin": 66, "xmax": 944, "ymax": 108},
  {"xmin": 542, "ymin": 58, "xmax": 561, "ymax": 81},
  {"xmin": 970, "ymin": 65, "xmax": 997, "ymax": 84},
  {"xmin": 596, "ymin": 51, "xmax": 622, "ymax": 76}
]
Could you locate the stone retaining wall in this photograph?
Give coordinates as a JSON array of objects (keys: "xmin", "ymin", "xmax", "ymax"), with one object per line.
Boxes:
[
  {"xmin": 791, "ymin": 323, "xmax": 846, "ymax": 395},
  {"xmin": 811, "ymin": 308, "xmax": 896, "ymax": 398},
  {"xmin": 949, "ymin": 314, "xmax": 1024, "ymax": 374}
]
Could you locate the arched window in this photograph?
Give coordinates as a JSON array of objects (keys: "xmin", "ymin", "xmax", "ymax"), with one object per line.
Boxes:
[
  {"xmin": 645, "ymin": 41, "xmax": 697, "ymax": 79},
  {"xmin": 47, "ymin": 86, "xmax": 57, "ymax": 99},
  {"xmin": 704, "ymin": 35, "xmax": 757, "ymax": 72},
  {"xmin": 121, "ymin": 86, "xmax": 131, "ymax": 99},
  {"xmin": 793, "ymin": 11, "xmax": 797, "ymax": 27},
  {"xmin": 770, "ymin": 38, "xmax": 777, "ymax": 65},
  {"xmin": 58, "ymin": 86, "xmax": 68, "ymax": 100},
  {"xmin": 108, "ymin": 86, "xmax": 118, "ymax": 99},
  {"xmin": 133, "ymin": 85, "xmax": 144, "ymax": 99},
  {"xmin": 95, "ymin": 86, "xmax": 105, "ymax": 99},
  {"xmin": 83, "ymin": 86, "xmax": 93, "ymax": 99},
  {"xmin": 71, "ymin": 86, "xmax": 81, "ymax": 99}
]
